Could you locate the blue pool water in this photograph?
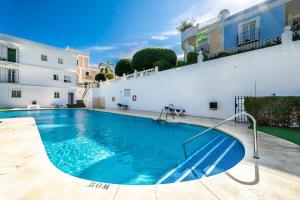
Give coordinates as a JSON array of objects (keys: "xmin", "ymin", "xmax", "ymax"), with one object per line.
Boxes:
[{"xmin": 0, "ymin": 109, "xmax": 245, "ymax": 185}]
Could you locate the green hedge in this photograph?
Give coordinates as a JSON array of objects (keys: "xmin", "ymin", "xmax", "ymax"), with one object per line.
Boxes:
[
  {"xmin": 131, "ymin": 48, "xmax": 177, "ymax": 71},
  {"xmin": 95, "ymin": 73, "xmax": 106, "ymax": 82},
  {"xmin": 115, "ymin": 59, "xmax": 133, "ymax": 76},
  {"xmin": 244, "ymin": 96, "xmax": 300, "ymax": 129},
  {"xmin": 153, "ymin": 60, "xmax": 172, "ymax": 71},
  {"xmin": 187, "ymin": 52, "xmax": 198, "ymax": 64}
]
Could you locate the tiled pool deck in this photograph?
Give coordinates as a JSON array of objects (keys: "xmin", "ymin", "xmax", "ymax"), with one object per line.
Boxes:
[{"xmin": 0, "ymin": 108, "xmax": 300, "ymax": 200}]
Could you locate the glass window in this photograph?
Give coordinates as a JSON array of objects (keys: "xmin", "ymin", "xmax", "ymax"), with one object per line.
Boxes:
[
  {"xmin": 11, "ymin": 90, "xmax": 21, "ymax": 98},
  {"xmin": 54, "ymin": 92, "xmax": 60, "ymax": 98},
  {"xmin": 7, "ymin": 48, "xmax": 17, "ymax": 63},
  {"xmin": 53, "ymin": 74, "xmax": 59, "ymax": 80},
  {"xmin": 58, "ymin": 57, "xmax": 63, "ymax": 64},
  {"xmin": 41, "ymin": 54, "xmax": 48, "ymax": 61},
  {"xmin": 85, "ymin": 71, "xmax": 90, "ymax": 76}
]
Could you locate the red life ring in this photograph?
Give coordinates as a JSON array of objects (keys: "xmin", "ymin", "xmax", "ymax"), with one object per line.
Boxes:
[
  {"xmin": 112, "ymin": 96, "xmax": 115, "ymax": 102},
  {"xmin": 132, "ymin": 95, "xmax": 137, "ymax": 102}
]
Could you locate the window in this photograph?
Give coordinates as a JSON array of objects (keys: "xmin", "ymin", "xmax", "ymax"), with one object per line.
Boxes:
[
  {"xmin": 53, "ymin": 74, "xmax": 59, "ymax": 81},
  {"xmin": 238, "ymin": 17, "xmax": 260, "ymax": 45},
  {"xmin": 64, "ymin": 75, "xmax": 71, "ymax": 83},
  {"xmin": 85, "ymin": 71, "xmax": 90, "ymax": 76},
  {"xmin": 7, "ymin": 48, "xmax": 17, "ymax": 63},
  {"xmin": 41, "ymin": 54, "xmax": 48, "ymax": 61},
  {"xmin": 8, "ymin": 69, "xmax": 18, "ymax": 83},
  {"xmin": 11, "ymin": 90, "xmax": 21, "ymax": 98},
  {"xmin": 77, "ymin": 60, "xmax": 78, "ymax": 66},
  {"xmin": 58, "ymin": 57, "xmax": 63, "ymax": 64},
  {"xmin": 54, "ymin": 92, "xmax": 60, "ymax": 98}
]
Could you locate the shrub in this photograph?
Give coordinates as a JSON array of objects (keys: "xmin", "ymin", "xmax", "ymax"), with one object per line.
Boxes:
[
  {"xmin": 105, "ymin": 72, "xmax": 115, "ymax": 80},
  {"xmin": 131, "ymin": 48, "xmax": 177, "ymax": 71},
  {"xmin": 176, "ymin": 20, "xmax": 194, "ymax": 33},
  {"xmin": 177, "ymin": 60, "xmax": 187, "ymax": 67},
  {"xmin": 95, "ymin": 73, "xmax": 106, "ymax": 82},
  {"xmin": 115, "ymin": 59, "xmax": 133, "ymax": 76},
  {"xmin": 153, "ymin": 60, "xmax": 172, "ymax": 71},
  {"xmin": 244, "ymin": 96, "xmax": 300, "ymax": 129},
  {"xmin": 187, "ymin": 52, "xmax": 198, "ymax": 64}
]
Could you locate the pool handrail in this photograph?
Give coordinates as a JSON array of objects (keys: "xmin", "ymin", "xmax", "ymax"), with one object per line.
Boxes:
[{"xmin": 183, "ymin": 112, "xmax": 259, "ymax": 159}]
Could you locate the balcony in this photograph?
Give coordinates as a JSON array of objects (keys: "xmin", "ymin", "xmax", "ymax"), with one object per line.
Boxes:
[
  {"xmin": 0, "ymin": 67, "xmax": 19, "ymax": 83},
  {"xmin": 204, "ymin": 36, "xmax": 281, "ymax": 61},
  {"xmin": 181, "ymin": 26, "xmax": 198, "ymax": 43},
  {"xmin": 237, "ymin": 28, "xmax": 260, "ymax": 46},
  {"xmin": 0, "ymin": 45, "xmax": 20, "ymax": 63}
]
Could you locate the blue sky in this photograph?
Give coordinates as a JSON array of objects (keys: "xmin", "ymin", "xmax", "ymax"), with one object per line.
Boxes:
[{"xmin": 0, "ymin": 0, "xmax": 264, "ymax": 65}]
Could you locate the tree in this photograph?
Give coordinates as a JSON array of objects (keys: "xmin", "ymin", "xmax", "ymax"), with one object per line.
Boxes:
[
  {"xmin": 105, "ymin": 72, "xmax": 115, "ymax": 80},
  {"xmin": 153, "ymin": 60, "xmax": 172, "ymax": 71},
  {"xmin": 187, "ymin": 52, "xmax": 198, "ymax": 64},
  {"xmin": 115, "ymin": 59, "xmax": 133, "ymax": 76},
  {"xmin": 95, "ymin": 73, "xmax": 106, "ymax": 82},
  {"xmin": 131, "ymin": 48, "xmax": 177, "ymax": 71},
  {"xmin": 176, "ymin": 20, "xmax": 194, "ymax": 33}
]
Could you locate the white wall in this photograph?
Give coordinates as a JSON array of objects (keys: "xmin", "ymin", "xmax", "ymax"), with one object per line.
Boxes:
[
  {"xmin": 91, "ymin": 41, "xmax": 300, "ymax": 119},
  {"xmin": 0, "ymin": 84, "xmax": 75, "ymax": 108},
  {"xmin": 0, "ymin": 33, "xmax": 77, "ymax": 108},
  {"xmin": 0, "ymin": 33, "xmax": 77, "ymax": 71}
]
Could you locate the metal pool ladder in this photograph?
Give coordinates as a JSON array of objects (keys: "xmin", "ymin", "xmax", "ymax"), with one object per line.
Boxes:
[
  {"xmin": 157, "ymin": 104, "xmax": 174, "ymax": 121},
  {"xmin": 183, "ymin": 112, "xmax": 259, "ymax": 159}
]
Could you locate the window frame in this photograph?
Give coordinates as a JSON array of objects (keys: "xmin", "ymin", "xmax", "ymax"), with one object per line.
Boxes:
[
  {"xmin": 53, "ymin": 74, "xmax": 59, "ymax": 81},
  {"xmin": 41, "ymin": 54, "xmax": 48, "ymax": 62},
  {"xmin": 11, "ymin": 89, "xmax": 22, "ymax": 98},
  {"xmin": 54, "ymin": 92, "xmax": 60, "ymax": 98},
  {"xmin": 58, "ymin": 57, "xmax": 63, "ymax": 64}
]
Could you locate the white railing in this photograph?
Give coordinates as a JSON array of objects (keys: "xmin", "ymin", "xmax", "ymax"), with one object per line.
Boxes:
[
  {"xmin": 181, "ymin": 16, "xmax": 220, "ymax": 42},
  {"xmin": 197, "ymin": 16, "xmax": 219, "ymax": 30},
  {"xmin": 94, "ymin": 67, "xmax": 159, "ymax": 87}
]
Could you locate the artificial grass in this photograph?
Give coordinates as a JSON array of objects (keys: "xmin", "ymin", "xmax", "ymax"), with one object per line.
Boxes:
[
  {"xmin": 0, "ymin": 108, "xmax": 11, "ymax": 111},
  {"xmin": 257, "ymin": 126, "xmax": 300, "ymax": 146}
]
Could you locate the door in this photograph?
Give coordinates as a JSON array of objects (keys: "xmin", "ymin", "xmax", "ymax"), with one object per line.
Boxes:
[
  {"xmin": 7, "ymin": 48, "xmax": 17, "ymax": 63},
  {"xmin": 68, "ymin": 93, "xmax": 74, "ymax": 104}
]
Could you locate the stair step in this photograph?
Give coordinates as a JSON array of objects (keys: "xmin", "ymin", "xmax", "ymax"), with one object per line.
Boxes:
[{"xmin": 157, "ymin": 136, "xmax": 241, "ymax": 184}]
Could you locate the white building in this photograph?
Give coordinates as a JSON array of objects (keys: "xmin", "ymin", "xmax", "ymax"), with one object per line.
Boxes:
[{"xmin": 0, "ymin": 33, "xmax": 78, "ymax": 108}]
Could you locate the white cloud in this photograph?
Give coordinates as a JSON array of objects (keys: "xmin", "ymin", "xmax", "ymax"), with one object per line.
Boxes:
[
  {"xmin": 151, "ymin": 35, "xmax": 168, "ymax": 41},
  {"xmin": 88, "ymin": 46, "xmax": 116, "ymax": 52}
]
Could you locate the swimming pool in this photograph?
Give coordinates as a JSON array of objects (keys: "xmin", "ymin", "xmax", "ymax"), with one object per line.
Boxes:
[{"xmin": 0, "ymin": 109, "xmax": 245, "ymax": 185}]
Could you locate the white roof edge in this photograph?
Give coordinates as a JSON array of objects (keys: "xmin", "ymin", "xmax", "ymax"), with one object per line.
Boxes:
[{"xmin": 0, "ymin": 33, "xmax": 78, "ymax": 55}]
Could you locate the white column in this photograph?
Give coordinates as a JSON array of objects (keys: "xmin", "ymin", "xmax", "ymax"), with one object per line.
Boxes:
[
  {"xmin": 197, "ymin": 51, "xmax": 204, "ymax": 63},
  {"xmin": 281, "ymin": 26, "xmax": 293, "ymax": 51},
  {"xmin": 155, "ymin": 67, "xmax": 159, "ymax": 73}
]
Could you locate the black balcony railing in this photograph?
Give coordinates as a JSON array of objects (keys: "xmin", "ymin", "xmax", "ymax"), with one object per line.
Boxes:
[
  {"xmin": 203, "ymin": 36, "xmax": 281, "ymax": 61},
  {"xmin": 197, "ymin": 44, "xmax": 210, "ymax": 53},
  {"xmin": 237, "ymin": 28, "xmax": 260, "ymax": 45},
  {"xmin": 291, "ymin": 19, "xmax": 300, "ymax": 41}
]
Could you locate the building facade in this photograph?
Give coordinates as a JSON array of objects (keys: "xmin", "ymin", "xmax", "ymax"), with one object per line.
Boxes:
[
  {"xmin": 0, "ymin": 33, "xmax": 78, "ymax": 108},
  {"xmin": 70, "ymin": 50, "xmax": 100, "ymax": 85},
  {"xmin": 181, "ymin": 0, "xmax": 300, "ymax": 58}
]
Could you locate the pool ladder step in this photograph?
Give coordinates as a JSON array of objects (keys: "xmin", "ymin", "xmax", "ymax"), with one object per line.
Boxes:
[{"xmin": 156, "ymin": 136, "xmax": 237, "ymax": 184}]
